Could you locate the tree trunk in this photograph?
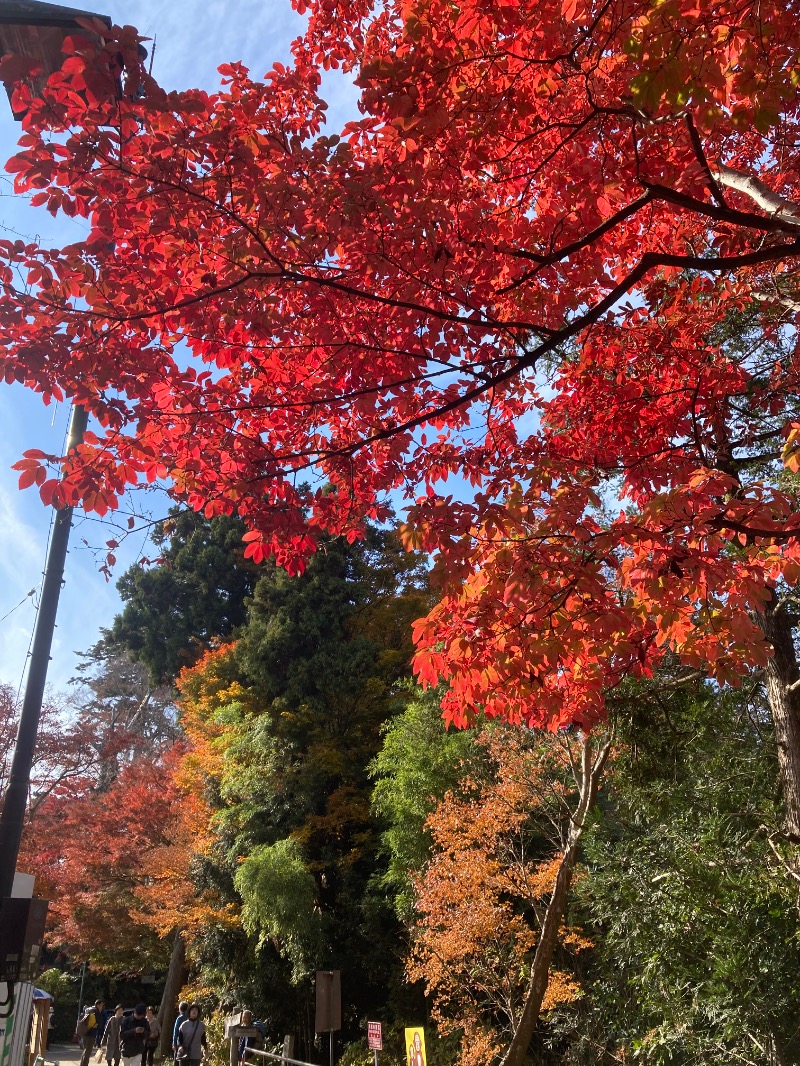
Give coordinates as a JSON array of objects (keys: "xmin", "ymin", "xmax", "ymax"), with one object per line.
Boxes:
[
  {"xmin": 757, "ymin": 595, "xmax": 800, "ymax": 841},
  {"xmin": 500, "ymin": 734, "xmax": 611, "ymax": 1066},
  {"xmin": 157, "ymin": 930, "xmax": 187, "ymax": 1058}
]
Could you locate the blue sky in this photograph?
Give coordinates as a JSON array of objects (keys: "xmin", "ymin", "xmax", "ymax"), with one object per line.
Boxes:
[{"xmin": 0, "ymin": 0, "xmax": 358, "ymax": 692}]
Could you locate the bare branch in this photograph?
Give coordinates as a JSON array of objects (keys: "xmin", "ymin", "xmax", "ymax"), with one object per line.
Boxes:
[{"xmin": 714, "ymin": 166, "xmax": 800, "ymax": 226}]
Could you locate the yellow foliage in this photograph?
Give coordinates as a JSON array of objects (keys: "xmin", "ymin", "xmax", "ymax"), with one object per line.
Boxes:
[{"xmin": 408, "ymin": 728, "xmax": 588, "ymax": 1066}]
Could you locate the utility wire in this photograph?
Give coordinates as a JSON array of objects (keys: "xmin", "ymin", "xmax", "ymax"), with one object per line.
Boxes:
[
  {"xmin": 0, "ymin": 590, "xmax": 36, "ymax": 624},
  {"xmin": 13, "ymin": 405, "xmax": 72, "ymax": 707}
]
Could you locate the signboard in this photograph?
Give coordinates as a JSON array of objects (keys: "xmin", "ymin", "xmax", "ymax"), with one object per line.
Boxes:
[
  {"xmin": 367, "ymin": 1022, "xmax": 382, "ymax": 1051},
  {"xmin": 405, "ymin": 1028, "xmax": 427, "ymax": 1066},
  {"xmin": 223, "ymin": 1012, "xmax": 261, "ymax": 1039},
  {"xmin": 0, "ymin": 898, "xmax": 48, "ymax": 981},
  {"xmin": 314, "ymin": 970, "xmax": 341, "ymax": 1034}
]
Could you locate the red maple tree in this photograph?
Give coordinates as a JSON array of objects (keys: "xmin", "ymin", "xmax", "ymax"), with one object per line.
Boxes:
[
  {"xmin": 2, "ymin": 4, "xmax": 800, "ymax": 823},
  {"xmin": 19, "ymin": 750, "xmax": 180, "ymax": 968},
  {"xmin": 0, "ymin": 683, "xmax": 96, "ymax": 814},
  {"xmin": 0, "ymin": 664, "xmax": 181, "ymax": 966}
]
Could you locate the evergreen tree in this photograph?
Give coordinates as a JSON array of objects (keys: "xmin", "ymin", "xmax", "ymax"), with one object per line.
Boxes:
[
  {"xmin": 143, "ymin": 527, "xmax": 430, "ymax": 1056},
  {"xmin": 110, "ymin": 509, "xmax": 260, "ymax": 684},
  {"xmin": 371, "ymin": 687, "xmax": 477, "ymax": 921}
]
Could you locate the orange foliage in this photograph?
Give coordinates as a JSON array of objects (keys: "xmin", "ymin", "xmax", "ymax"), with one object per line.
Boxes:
[
  {"xmin": 408, "ymin": 729, "xmax": 588, "ymax": 1066},
  {"xmin": 135, "ymin": 646, "xmax": 249, "ymax": 940}
]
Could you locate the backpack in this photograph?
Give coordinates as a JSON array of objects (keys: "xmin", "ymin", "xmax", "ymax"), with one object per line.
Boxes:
[{"xmin": 75, "ymin": 1016, "xmax": 90, "ymax": 1039}]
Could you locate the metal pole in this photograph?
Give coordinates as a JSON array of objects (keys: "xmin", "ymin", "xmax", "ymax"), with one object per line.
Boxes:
[
  {"xmin": 76, "ymin": 961, "xmax": 87, "ymax": 1029},
  {"xmin": 328, "ymin": 973, "xmax": 333, "ymax": 1066},
  {"xmin": 0, "ymin": 404, "xmax": 88, "ymax": 897}
]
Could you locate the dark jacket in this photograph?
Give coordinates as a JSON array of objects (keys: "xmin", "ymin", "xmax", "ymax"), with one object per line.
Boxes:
[
  {"xmin": 238, "ymin": 1023, "xmax": 265, "ymax": 1061},
  {"xmin": 120, "ymin": 1015, "xmax": 150, "ymax": 1058},
  {"xmin": 79, "ymin": 1009, "xmax": 102, "ymax": 1043},
  {"xmin": 96, "ymin": 1010, "xmax": 111, "ymax": 1047}
]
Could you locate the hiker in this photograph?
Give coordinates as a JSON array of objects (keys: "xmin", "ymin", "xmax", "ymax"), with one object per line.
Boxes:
[
  {"xmin": 171, "ymin": 1001, "xmax": 189, "ymax": 1062},
  {"xmin": 176, "ymin": 1005, "xmax": 206, "ymax": 1066},
  {"xmin": 77, "ymin": 1000, "xmax": 105, "ymax": 1066},
  {"xmin": 237, "ymin": 1011, "xmax": 259, "ymax": 1066},
  {"xmin": 101, "ymin": 1006, "xmax": 124, "ymax": 1066},
  {"xmin": 96, "ymin": 1005, "xmax": 111, "ymax": 1048},
  {"xmin": 120, "ymin": 1004, "xmax": 150, "ymax": 1066},
  {"xmin": 143, "ymin": 1007, "xmax": 161, "ymax": 1066}
]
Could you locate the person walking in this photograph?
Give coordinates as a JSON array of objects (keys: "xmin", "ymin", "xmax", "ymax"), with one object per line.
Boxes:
[
  {"xmin": 120, "ymin": 1004, "xmax": 150, "ymax": 1066},
  {"xmin": 78, "ymin": 1000, "xmax": 106, "ymax": 1066},
  {"xmin": 237, "ymin": 1011, "xmax": 256, "ymax": 1066},
  {"xmin": 96, "ymin": 1005, "xmax": 111, "ymax": 1049},
  {"xmin": 102, "ymin": 1006, "xmax": 124, "ymax": 1066},
  {"xmin": 171, "ymin": 1002, "xmax": 189, "ymax": 1062},
  {"xmin": 143, "ymin": 1008, "xmax": 161, "ymax": 1066},
  {"xmin": 176, "ymin": 1005, "xmax": 206, "ymax": 1066}
]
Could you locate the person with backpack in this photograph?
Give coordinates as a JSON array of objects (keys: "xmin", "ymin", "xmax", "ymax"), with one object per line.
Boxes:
[
  {"xmin": 237, "ymin": 1011, "xmax": 257, "ymax": 1066},
  {"xmin": 120, "ymin": 1004, "xmax": 150, "ymax": 1066},
  {"xmin": 176, "ymin": 1005, "xmax": 206, "ymax": 1066},
  {"xmin": 77, "ymin": 1000, "xmax": 105, "ymax": 1066}
]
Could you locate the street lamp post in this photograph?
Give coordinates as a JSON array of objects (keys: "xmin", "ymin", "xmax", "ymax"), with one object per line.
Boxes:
[
  {"xmin": 0, "ymin": 0, "xmax": 108, "ymax": 916},
  {"xmin": 0, "ymin": 405, "xmax": 87, "ymax": 897}
]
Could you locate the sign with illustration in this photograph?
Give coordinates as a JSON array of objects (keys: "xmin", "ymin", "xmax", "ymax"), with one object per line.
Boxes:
[{"xmin": 405, "ymin": 1027, "xmax": 427, "ymax": 1066}]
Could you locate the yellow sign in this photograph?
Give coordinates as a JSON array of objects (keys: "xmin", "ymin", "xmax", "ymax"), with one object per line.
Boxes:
[{"xmin": 405, "ymin": 1028, "xmax": 427, "ymax": 1066}]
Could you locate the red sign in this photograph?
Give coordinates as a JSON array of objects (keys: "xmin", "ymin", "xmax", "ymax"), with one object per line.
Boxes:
[{"xmin": 367, "ymin": 1022, "xmax": 382, "ymax": 1050}]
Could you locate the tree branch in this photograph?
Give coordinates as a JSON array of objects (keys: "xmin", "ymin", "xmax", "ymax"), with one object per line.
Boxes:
[
  {"xmin": 713, "ymin": 166, "xmax": 800, "ymax": 226},
  {"xmin": 685, "ymin": 115, "xmax": 728, "ymax": 208}
]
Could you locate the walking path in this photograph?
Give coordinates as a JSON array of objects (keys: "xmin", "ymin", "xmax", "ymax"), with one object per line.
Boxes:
[{"xmin": 45, "ymin": 1043, "xmax": 85, "ymax": 1066}]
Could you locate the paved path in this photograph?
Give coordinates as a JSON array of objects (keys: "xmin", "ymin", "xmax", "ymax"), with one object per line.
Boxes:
[{"xmin": 45, "ymin": 1043, "xmax": 86, "ymax": 1066}]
